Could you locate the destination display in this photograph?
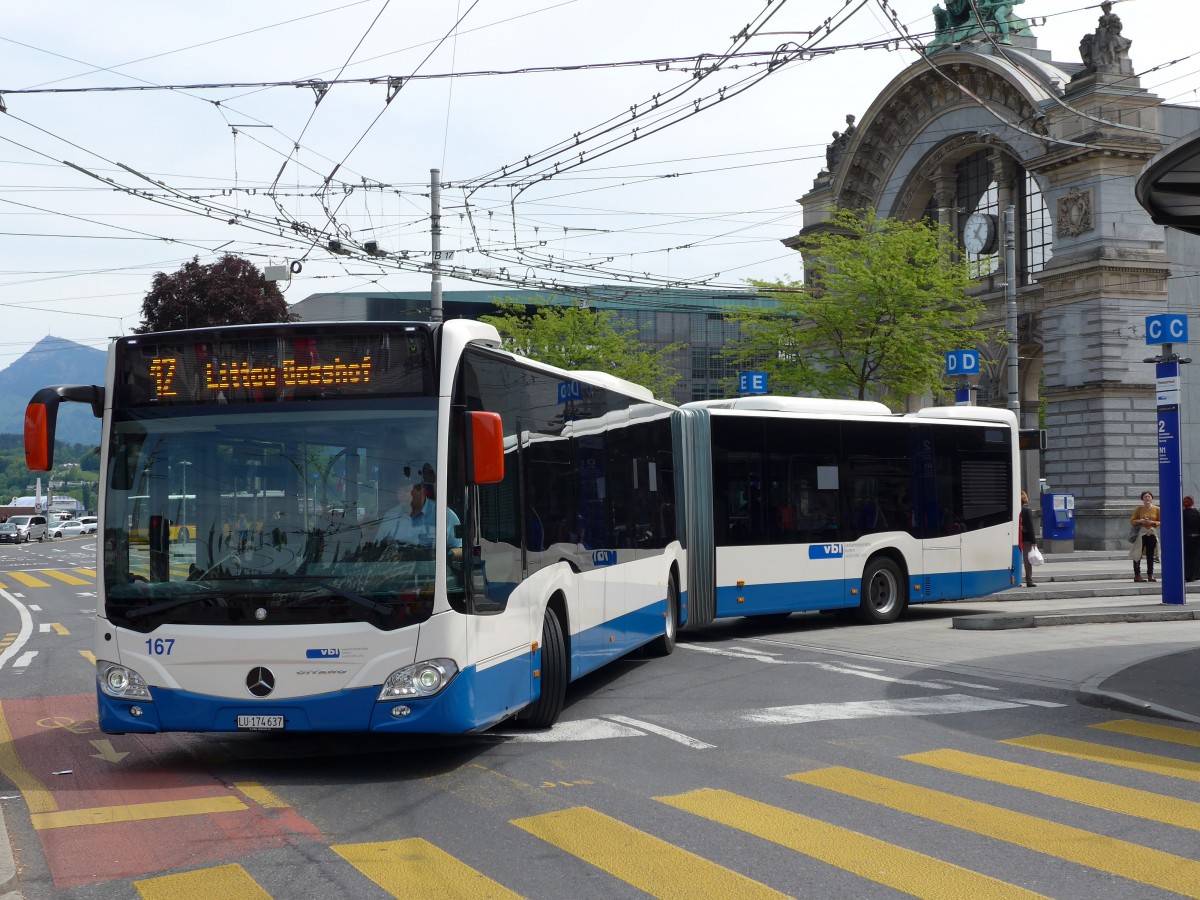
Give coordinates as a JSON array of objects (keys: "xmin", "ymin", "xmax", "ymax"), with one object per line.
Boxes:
[{"xmin": 115, "ymin": 327, "xmax": 434, "ymax": 406}]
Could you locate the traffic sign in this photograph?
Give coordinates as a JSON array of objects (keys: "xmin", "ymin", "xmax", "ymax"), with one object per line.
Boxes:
[
  {"xmin": 945, "ymin": 350, "xmax": 979, "ymax": 376},
  {"xmin": 1145, "ymin": 314, "xmax": 1188, "ymax": 345},
  {"xmin": 738, "ymin": 372, "xmax": 768, "ymax": 395}
]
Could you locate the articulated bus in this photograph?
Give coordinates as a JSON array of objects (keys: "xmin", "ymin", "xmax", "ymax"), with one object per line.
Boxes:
[
  {"xmin": 25, "ymin": 320, "xmax": 681, "ymax": 735},
  {"xmin": 674, "ymin": 396, "xmax": 1019, "ymax": 627}
]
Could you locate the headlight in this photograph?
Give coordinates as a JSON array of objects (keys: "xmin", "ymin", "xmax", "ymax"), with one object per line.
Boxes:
[
  {"xmin": 98, "ymin": 661, "xmax": 153, "ymax": 701},
  {"xmin": 378, "ymin": 659, "xmax": 458, "ymax": 701}
]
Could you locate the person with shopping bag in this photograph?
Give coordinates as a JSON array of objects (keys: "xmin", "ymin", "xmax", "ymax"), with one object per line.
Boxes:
[{"xmin": 1020, "ymin": 491, "xmax": 1039, "ymax": 587}]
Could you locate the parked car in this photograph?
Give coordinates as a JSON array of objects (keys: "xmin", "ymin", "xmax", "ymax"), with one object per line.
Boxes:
[
  {"xmin": 6, "ymin": 515, "xmax": 47, "ymax": 542},
  {"xmin": 0, "ymin": 522, "xmax": 24, "ymax": 543},
  {"xmin": 49, "ymin": 520, "xmax": 89, "ymax": 539},
  {"xmin": 77, "ymin": 516, "xmax": 98, "ymax": 534}
]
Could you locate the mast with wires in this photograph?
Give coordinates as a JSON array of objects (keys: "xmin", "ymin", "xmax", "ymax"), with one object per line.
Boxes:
[{"xmin": 430, "ymin": 169, "xmax": 443, "ymax": 324}]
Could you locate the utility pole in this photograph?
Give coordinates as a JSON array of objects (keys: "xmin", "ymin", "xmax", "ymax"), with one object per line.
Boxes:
[
  {"xmin": 430, "ymin": 168, "xmax": 444, "ymax": 323},
  {"xmin": 1005, "ymin": 204, "xmax": 1019, "ymax": 423}
]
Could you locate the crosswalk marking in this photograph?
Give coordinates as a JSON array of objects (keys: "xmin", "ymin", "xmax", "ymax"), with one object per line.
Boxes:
[
  {"xmin": 72, "ymin": 568, "xmax": 97, "ymax": 577},
  {"xmin": 40, "ymin": 570, "xmax": 91, "ymax": 586},
  {"xmin": 135, "ymin": 862, "xmax": 270, "ymax": 900},
  {"xmin": 904, "ymin": 748, "xmax": 1200, "ymax": 831},
  {"xmin": 1004, "ymin": 734, "xmax": 1200, "ymax": 782},
  {"xmin": 5, "ymin": 571, "xmax": 51, "ymax": 588},
  {"xmin": 1091, "ymin": 718, "xmax": 1200, "ymax": 748},
  {"xmin": 658, "ymin": 787, "xmax": 1047, "ymax": 900},
  {"xmin": 331, "ymin": 837, "xmax": 522, "ymax": 899},
  {"xmin": 235, "ymin": 781, "xmax": 290, "ymax": 809},
  {"xmin": 790, "ymin": 765, "xmax": 1200, "ymax": 898},
  {"xmin": 32, "ymin": 796, "xmax": 248, "ymax": 831},
  {"xmin": 512, "ymin": 806, "xmax": 789, "ymax": 899}
]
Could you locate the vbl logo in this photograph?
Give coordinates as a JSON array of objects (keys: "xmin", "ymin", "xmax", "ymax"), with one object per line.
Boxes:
[
  {"xmin": 592, "ymin": 550, "xmax": 616, "ymax": 567},
  {"xmin": 306, "ymin": 648, "xmax": 341, "ymax": 659},
  {"xmin": 808, "ymin": 543, "xmax": 844, "ymax": 559}
]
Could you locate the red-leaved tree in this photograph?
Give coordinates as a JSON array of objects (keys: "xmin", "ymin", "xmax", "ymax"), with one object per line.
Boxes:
[{"xmin": 135, "ymin": 255, "xmax": 293, "ymax": 333}]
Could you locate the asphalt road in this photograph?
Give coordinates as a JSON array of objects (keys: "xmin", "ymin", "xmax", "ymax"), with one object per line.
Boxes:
[{"xmin": 3, "ymin": 547, "xmax": 1200, "ymax": 899}]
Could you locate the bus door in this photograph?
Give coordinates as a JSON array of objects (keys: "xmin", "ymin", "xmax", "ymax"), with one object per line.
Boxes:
[{"xmin": 916, "ymin": 425, "xmax": 961, "ymax": 600}]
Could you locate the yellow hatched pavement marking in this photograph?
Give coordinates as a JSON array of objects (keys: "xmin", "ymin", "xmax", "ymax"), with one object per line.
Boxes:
[
  {"xmin": 331, "ymin": 837, "xmax": 523, "ymax": 899},
  {"xmin": 79, "ymin": 650, "xmax": 96, "ymax": 665},
  {"xmin": 40, "ymin": 569, "xmax": 91, "ymax": 586},
  {"xmin": 5, "ymin": 571, "xmax": 50, "ymax": 588},
  {"xmin": 32, "ymin": 795, "xmax": 247, "ymax": 830},
  {"xmin": 659, "ymin": 787, "xmax": 1046, "ymax": 900},
  {"xmin": 0, "ymin": 700, "xmax": 56, "ymax": 813},
  {"xmin": 512, "ymin": 806, "xmax": 788, "ymax": 900},
  {"xmin": 906, "ymin": 748, "xmax": 1200, "ymax": 831},
  {"xmin": 1004, "ymin": 734, "xmax": 1200, "ymax": 782},
  {"xmin": 790, "ymin": 766, "xmax": 1200, "ymax": 899},
  {"xmin": 135, "ymin": 862, "xmax": 270, "ymax": 900},
  {"xmin": 72, "ymin": 568, "xmax": 96, "ymax": 577},
  {"xmin": 235, "ymin": 781, "xmax": 290, "ymax": 809},
  {"xmin": 1091, "ymin": 718, "xmax": 1200, "ymax": 748}
]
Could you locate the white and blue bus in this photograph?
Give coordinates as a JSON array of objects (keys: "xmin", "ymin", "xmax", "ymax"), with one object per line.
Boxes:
[
  {"xmin": 24, "ymin": 320, "xmax": 682, "ymax": 734},
  {"xmin": 674, "ymin": 396, "xmax": 1019, "ymax": 627}
]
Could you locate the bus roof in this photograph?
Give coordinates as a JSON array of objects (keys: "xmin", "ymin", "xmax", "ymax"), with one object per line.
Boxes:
[{"xmin": 683, "ymin": 396, "xmax": 893, "ymax": 416}]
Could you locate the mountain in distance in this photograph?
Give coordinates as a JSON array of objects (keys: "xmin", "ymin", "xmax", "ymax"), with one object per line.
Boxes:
[{"xmin": 0, "ymin": 336, "xmax": 107, "ymax": 445}]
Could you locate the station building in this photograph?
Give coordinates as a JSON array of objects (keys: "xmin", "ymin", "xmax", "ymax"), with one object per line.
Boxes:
[{"xmin": 793, "ymin": 5, "xmax": 1200, "ymax": 548}]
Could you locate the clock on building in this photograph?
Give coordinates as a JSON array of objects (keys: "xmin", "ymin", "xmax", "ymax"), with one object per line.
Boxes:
[{"xmin": 963, "ymin": 211, "xmax": 998, "ymax": 255}]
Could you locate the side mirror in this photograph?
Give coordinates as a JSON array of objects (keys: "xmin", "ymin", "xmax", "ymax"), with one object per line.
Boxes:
[
  {"xmin": 464, "ymin": 411, "xmax": 504, "ymax": 485},
  {"xmin": 25, "ymin": 385, "xmax": 105, "ymax": 471}
]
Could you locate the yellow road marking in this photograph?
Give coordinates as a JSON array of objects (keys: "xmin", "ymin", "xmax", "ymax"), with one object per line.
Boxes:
[
  {"xmin": 791, "ymin": 766, "xmax": 1200, "ymax": 898},
  {"xmin": 0, "ymin": 701, "xmax": 56, "ymax": 813},
  {"xmin": 80, "ymin": 650, "xmax": 97, "ymax": 665},
  {"xmin": 40, "ymin": 570, "xmax": 91, "ymax": 586},
  {"xmin": 5, "ymin": 571, "xmax": 50, "ymax": 588},
  {"xmin": 659, "ymin": 787, "xmax": 1046, "ymax": 900},
  {"xmin": 1004, "ymin": 734, "xmax": 1200, "ymax": 782},
  {"xmin": 906, "ymin": 748, "xmax": 1200, "ymax": 830},
  {"xmin": 47, "ymin": 623, "xmax": 69, "ymax": 636},
  {"xmin": 512, "ymin": 806, "xmax": 788, "ymax": 899},
  {"xmin": 1091, "ymin": 718, "xmax": 1200, "ymax": 748},
  {"xmin": 235, "ymin": 781, "xmax": 290, "ymax": 809},
  {"xmin": 135, "ymin": 862, "xmax": 270, "ymax": 900},
  {"xmin": 33, "ymin": 795, "xmax": 248, "ymax": 830},
  {"xmin": 72, "ymin": 568, "xmax": 97, "ymax": 578},
  {"xmin": 331, "ymin": 837, "xmax": 523, "ymax": 899}
]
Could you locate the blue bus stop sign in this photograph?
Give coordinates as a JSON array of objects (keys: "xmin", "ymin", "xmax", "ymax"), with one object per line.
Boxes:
[
  {"xmin": 1146, "ymin": 314, "xmax": 1188, "ymax": 345},
  {"xmin": 738, "ymin": 372, "xmax": 768, "ymax": 395},
  {"xmin": 945, "ymin": 350, "xmax": 980, "ymax": 376}
]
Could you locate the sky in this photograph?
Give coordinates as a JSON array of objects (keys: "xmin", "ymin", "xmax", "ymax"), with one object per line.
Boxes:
[{"xmin": 2, "ymin": 0, "xmax": 1197, "ymax": 369}]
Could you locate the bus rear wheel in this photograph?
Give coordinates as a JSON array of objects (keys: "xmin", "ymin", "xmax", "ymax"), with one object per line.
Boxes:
[
  {"xmin": 518, "ymin": 608, "xmax": 567, "ymax": 729},
  {"xmin": 856, "ymin": 557, "xmax": 906, "ymax": 624},
  {"xmin": 646, "ymin": 576, "xmax": 679, "ymax": 657}
]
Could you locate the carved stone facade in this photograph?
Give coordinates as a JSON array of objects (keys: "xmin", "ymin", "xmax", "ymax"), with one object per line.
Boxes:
[{"xmin": 789, "ymin": 26, "xmax": 1200, "ymax": 549}]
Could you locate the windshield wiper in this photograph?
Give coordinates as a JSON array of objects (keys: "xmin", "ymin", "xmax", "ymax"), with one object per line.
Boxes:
[
  {"xmin": 258, "ymin": 574, "xmax": 392, "ymax": 616},
  {"xmin": 124, "ymin": 586, "xmax": 219, "ymax": 621}
]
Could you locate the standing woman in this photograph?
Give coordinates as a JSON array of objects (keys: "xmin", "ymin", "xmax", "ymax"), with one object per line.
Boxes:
[
  {"xmin": 1019, "ymin": 491, "xmax": 1037, "ymax": 587},
  {"xmin": 1130, "ymin": 490, "xmax": 1161, "ymax": 582}
]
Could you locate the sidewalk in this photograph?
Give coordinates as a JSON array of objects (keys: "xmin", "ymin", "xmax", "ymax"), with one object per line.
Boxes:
[{"xmin": 955, "ymin": 549, "xmax": 1200, "ymax": 726}]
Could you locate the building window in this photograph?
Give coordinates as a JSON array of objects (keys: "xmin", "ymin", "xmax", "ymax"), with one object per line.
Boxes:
[{"xmin": 1022, "ymin": 171, "xmax": 1053, "ymax": 281}]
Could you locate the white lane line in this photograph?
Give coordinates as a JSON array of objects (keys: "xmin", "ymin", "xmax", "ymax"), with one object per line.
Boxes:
[
  {"xmin": 38, "ymin": 623, "xmax": 50, "ymax": 633},
  {"xmin": 13, "ymin": 650, "xmax": 37, "ymax": 668},
  {"xmin": 492, "ymin": 718, "xmax": 647, "ymax": 743},
  {"xmin": 932, "ymin": 679, "xmax": 1001, "ymax": 691},
  {"xmin": 601, "ymin": 714, "xmax": 715, "ymax": 750},
  {"xmin": 1010, "ymin": 699, "xmax": 1067, "ymax": 708},
  {"xmin": 28, "ymin": 604, "xmax": 41, "ymax": 611},
  {"xmin": 740, "ymin": 694, "xmax": 1025, "ymax": 726},
  {"xmin": 679, "ymin": 642, "xmax": 951, "ymax": 689},
  {"xmin": 728, "ymin": 645, "xmax": 781, "ymax": 656},
  {"xmin": 0, "ymin": 587, "xmax": 33, "ymax": 671}
]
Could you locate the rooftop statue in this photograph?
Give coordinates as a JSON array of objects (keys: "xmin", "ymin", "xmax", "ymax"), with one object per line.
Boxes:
[
  {"xmin": 928, "ymin": 0, "xmax": 1032, "ymax": 51},
  {"xmin": 1078, "ymin": 1, "xmax": 1132, "ymax": 73}
]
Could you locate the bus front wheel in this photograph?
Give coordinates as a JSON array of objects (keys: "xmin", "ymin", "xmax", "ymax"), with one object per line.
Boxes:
[
  {"xmin": 518, "ymin": 608, "xmax": 567, "ymax": 729},
  {"xmin": 856, "ymin": 557, "xmax": 906, "ymax": 625}
]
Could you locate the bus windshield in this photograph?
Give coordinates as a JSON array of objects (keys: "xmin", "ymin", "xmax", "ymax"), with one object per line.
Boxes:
[{"xmin": 103, "ymin": 401, "xmax": 461, "ymax": 632}]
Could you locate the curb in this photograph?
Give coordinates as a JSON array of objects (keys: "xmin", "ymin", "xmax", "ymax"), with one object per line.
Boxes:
[
  {"xmin": 1077, "ymin": 674, "xmax": 1200, "ymax": 726},
  {"xmin": 0, "ymin": 802, "xmax": 16, "ymax": 896},
  {"xmin": 953, "ymin": 607, "xmax": 1200, "ymax": 630}
]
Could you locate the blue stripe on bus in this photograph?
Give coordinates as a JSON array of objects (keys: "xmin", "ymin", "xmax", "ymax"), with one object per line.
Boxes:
[{"xmin": 713, "ymin": 567, "xmax": 1016, "ymax": 618}]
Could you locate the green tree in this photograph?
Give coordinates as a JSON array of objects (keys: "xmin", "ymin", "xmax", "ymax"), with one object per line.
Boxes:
[
  {"xmin": 135, "ymin": 254, "xmax": 293, "ymax": 334},
  {"xmin": 727, "ymin": 208, "xmax": 994, "ymax": 407},
  {"xmin": 481, "ymin": 299, "xmax": 682, "ymax": 400}
]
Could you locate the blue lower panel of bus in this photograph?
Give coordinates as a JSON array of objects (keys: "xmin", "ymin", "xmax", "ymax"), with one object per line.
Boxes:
[
  {"xmin": 97, "ymin": 653, "xmax": 534, "ymax": 735},
  {"xmin": 571, "ymin": 596, "xmax": 668, "ymax": 679},
  {"xmin": 714, "ymin": 568, "xmax": 1015, "ymax": 618}
]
